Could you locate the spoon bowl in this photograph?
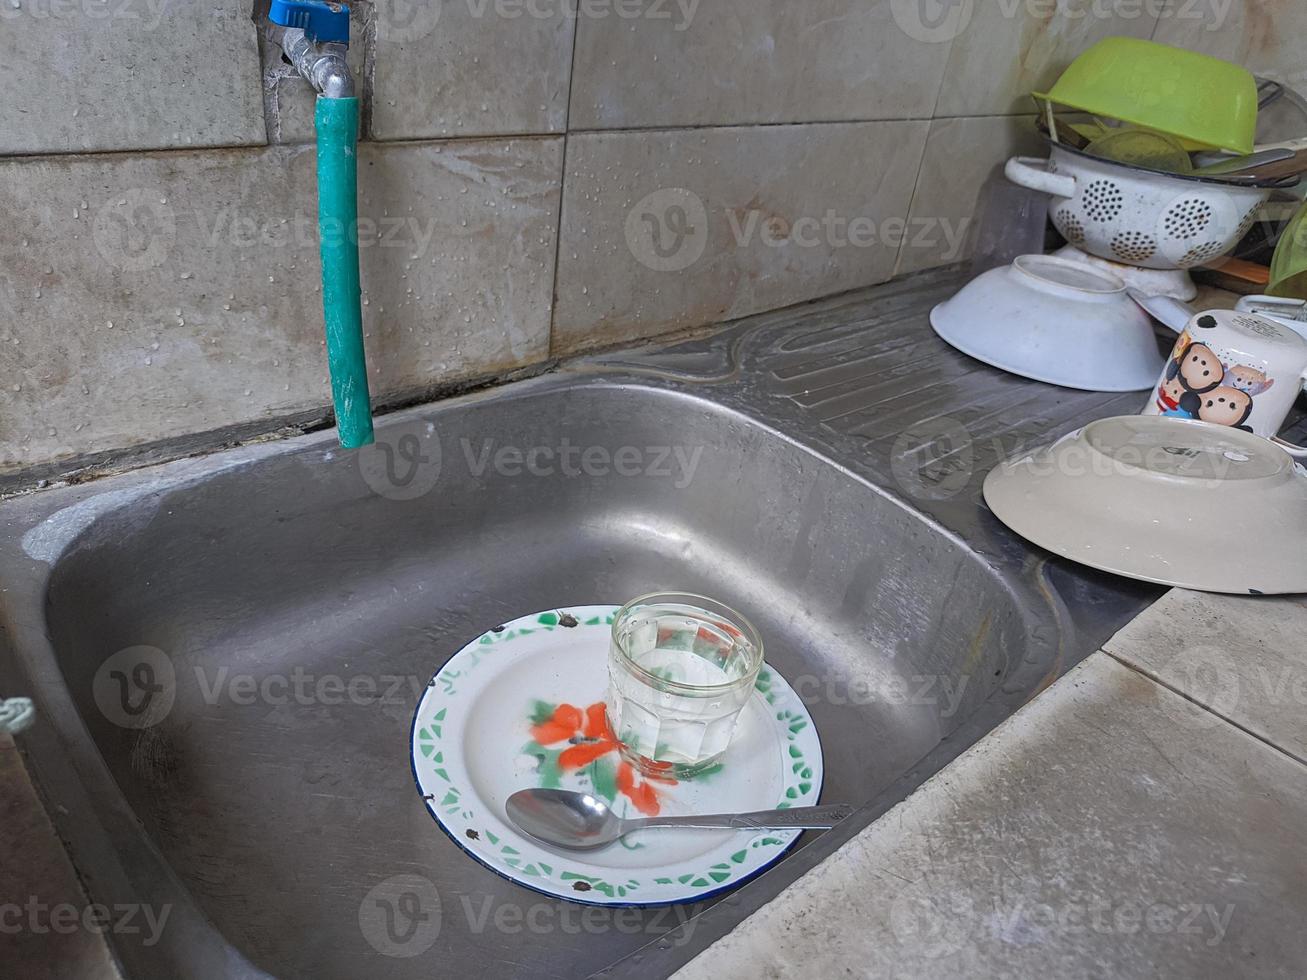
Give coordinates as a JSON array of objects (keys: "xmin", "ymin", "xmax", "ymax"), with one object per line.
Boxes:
[{"xmin": 506, "ymin": 789, "xmax": 626, "ymax": 850}]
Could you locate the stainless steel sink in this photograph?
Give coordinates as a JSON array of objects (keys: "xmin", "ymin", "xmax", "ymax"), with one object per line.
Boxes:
[{"xmin": 0, "ymin": 268, "xmax": 1161, "ymax": 979}]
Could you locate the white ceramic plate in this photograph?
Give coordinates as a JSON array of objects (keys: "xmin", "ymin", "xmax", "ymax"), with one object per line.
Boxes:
[
  {"xmin": 984, "ymin": 416, "xmax": 1307, "ymax": 595},
  {"xmin": 410, "ymin": 605, "xmax": 824, "ymax": 906}
]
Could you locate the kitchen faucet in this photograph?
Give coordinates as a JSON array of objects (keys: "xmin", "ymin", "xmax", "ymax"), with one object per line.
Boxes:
[{"xmin": 265, "ymin": 0, "xmax": 374, "ymax": 448}]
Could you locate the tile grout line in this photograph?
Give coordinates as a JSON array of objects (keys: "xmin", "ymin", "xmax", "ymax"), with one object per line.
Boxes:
[
  {"xmin": 0, "ymin": 114, "xmax": 1043, "ymax": 165},
  {"xmin": 889, "ymin": 119, "xmax": 938, "ymax": 280},
  {"xmin": 928, "ymin": 23, "xmax": 958, "ymax": 120},
  {"xmin": 888, "ymin": 14, "xmax": 958, "ymax": 280},
  {"xmin": 1103, "ymin": 648, "xmax": 1307, "ymax": 770},
  {"xmin": 364, "ymin": 112, "xmax": 1038, "ymax": 138},
  {"xmin": 1148, "ymin": 7, "xmax": 1165, "ymax": 42},
  {"xmin": 546, "ymin": 15, "xmax": 584, "ymax": 360}
]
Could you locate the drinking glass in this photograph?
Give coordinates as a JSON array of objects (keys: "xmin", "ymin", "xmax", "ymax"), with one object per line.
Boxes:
[{"xmin": 606, "ymin": 593, "xmax": 764, "ymax": 778}]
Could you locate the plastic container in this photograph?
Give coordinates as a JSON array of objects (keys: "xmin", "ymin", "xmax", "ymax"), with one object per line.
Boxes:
[
  {"xmin": 1033, "ymin": 37, "xmax": 1259, "ymax": 155},
  {"xmin": 1269, "ymin": 201, "xmax": 1307, "ymax": 299},
  {"xmin": 967, "ymin": 169, "xmax": 1050, "ymax": 277}
]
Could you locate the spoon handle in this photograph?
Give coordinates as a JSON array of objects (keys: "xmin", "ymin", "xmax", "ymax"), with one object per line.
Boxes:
[{"xmin": 624, "ymin": 803, "xmax": 855, "ymax": 833}]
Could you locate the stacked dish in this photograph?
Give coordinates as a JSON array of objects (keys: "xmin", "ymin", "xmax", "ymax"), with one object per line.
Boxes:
[
  {"xmin": 1004, "ymin": 145, "xmax": 1271, "ymax": 273},
  {"xmin": 1004, "ymin": 37, "xmax": 1303, "ymax": 300}
]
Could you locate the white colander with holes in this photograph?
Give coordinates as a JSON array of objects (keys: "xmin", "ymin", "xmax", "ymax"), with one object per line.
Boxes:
[{"xmin": 1005, "ymin": 143, "xmax": 1271, "ymax": 271}]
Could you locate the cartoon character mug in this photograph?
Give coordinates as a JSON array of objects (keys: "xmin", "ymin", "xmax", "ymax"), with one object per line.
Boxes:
[{"xmin": 1143, "ymin": 309, "xmax": 1307, "ymax": 457}]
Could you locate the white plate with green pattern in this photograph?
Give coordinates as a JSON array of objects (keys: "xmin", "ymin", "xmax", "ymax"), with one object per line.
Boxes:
[{"xmin": 410, "ymin": 605, "xmax": 824, "ymax": 906}]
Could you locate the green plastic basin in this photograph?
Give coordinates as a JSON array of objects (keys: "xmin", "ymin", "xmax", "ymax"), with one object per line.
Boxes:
[{"xmin": 1034, "ymin": 37, "xmax": 1258, "ymax": 155}]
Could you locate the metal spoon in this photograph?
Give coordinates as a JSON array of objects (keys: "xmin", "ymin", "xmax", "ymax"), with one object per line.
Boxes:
[{"xmin": 506, "ymin": 788, "xmax": 855, "ymax": 850}]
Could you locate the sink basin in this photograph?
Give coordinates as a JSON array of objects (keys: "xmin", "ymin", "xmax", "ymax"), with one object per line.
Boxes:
[{"xmin": 0, "ymin": 271, "xmax": 1160, "ymax": 978}]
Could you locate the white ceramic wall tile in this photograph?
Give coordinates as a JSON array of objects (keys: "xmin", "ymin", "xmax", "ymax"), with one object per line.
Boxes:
[
  {"xmin": 569, "ymin": 0, "xmax": 954, "ymax": 129},
  {"xmin": 0, "ymin": 0, "xmax": 266, "ymax": 155},
  {"xmin": 935, "ymin": 0, "xmax": 1164, "ymax": 118},
  {"xmin": 552, "ymin": 121, "xmax": 930, "ymax": 353},
  {"xmin": 370, "ymin": 2, "xmax": 575, "ymax": 139},
  {"xmin": 896, "ymin": 115, "xmax": 1047, "ymax": 276},
  {"xmin": 1153, "ymin": 0, "xmax": 1307, "ymax": 99},
  {"xmin": 6, "ymin": 1, "xmax": 1305, "ymax": 479},
  {"xmin": 0, "ymin": 138, "xmax": 562, "ymax": 472}
]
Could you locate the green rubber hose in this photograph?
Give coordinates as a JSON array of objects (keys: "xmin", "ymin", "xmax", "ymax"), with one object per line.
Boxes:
[{"xmin": 315, "ymin": 96, "xmax": 374, "ymax": 449}]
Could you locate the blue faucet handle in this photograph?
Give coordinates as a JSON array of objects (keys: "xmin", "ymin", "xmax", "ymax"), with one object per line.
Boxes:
[{"xmin": 269, "ymin": 0, "xmax": 350, "ymax": 45}]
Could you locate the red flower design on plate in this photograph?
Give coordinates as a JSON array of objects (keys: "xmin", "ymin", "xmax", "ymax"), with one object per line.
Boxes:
[{"xmin": 530, "ymin": 701, "xmax": 675, "ymax": 816}]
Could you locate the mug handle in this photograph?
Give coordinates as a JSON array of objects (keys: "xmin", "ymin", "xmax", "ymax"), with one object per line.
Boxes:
[
  {"xmin": 1272, "ymin": 437, "xmax": 1307, "ymax": 460},
  {"xmin": 1004, "ymin": 157, "xmax": 1077, "ymax": 198},
  {"xmin": 1270, "ymin": 366, "xmax": 1307, "ymax": 458}
]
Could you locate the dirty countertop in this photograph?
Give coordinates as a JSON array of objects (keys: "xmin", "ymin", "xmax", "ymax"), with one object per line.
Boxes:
[
  {"xmin": 669, "ymin": 285, "xmax": 1307, "ymax": 978},
  {"xmin": 673, "ymin": 590, "xmax": 1307, "ymax": 979}
]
